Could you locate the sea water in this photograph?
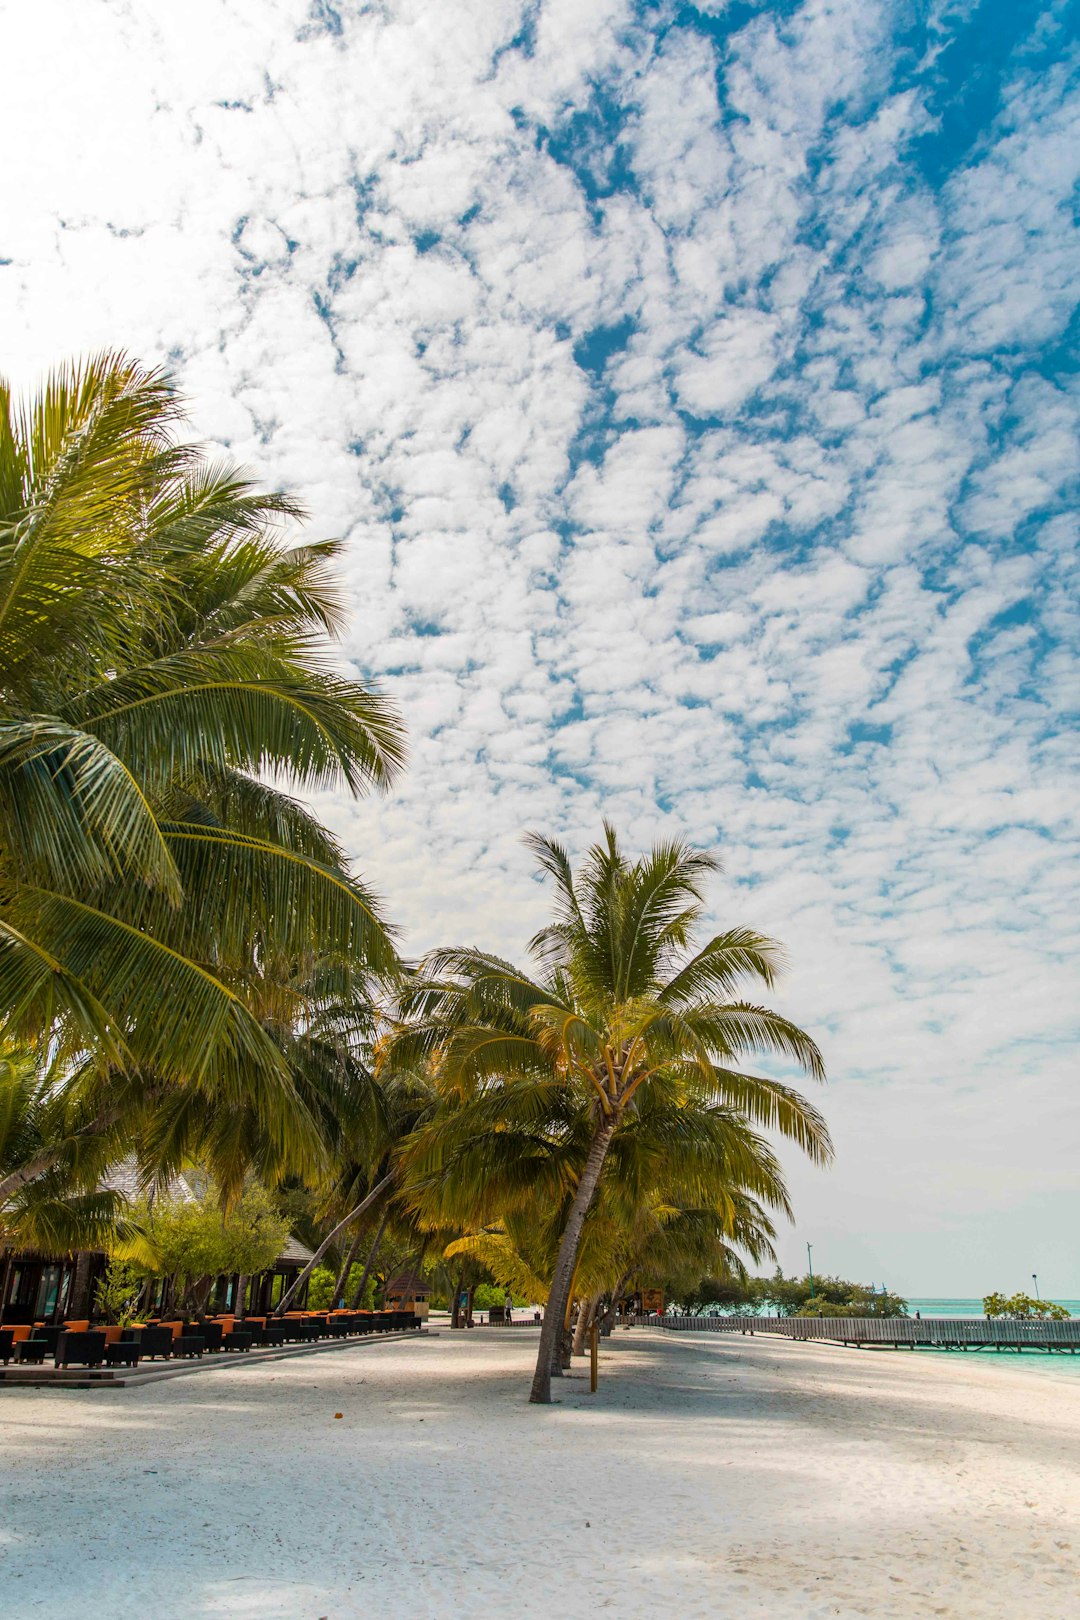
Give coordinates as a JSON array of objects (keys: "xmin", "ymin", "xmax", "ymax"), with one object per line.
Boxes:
[
  {"xmin": 882, "ymin": 1299, "xmax": 1080, "ymax": 1380},
  {"xmin": 907, "ymin": 1298, "xmax": 1080, "ymax": 1318}
]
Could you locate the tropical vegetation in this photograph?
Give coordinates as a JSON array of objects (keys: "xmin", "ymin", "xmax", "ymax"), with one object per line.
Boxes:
[
  {"xmin": 683, "ymin": 1271, "xmax": 908, "ymax": 1318},
  {"xmin": 983, "ymin": 1291, "xmax": 1069, "ymax": 1322},
  {"xmin": 0, "ymin": 354, "xmax": 835, "ymax": 1401}
]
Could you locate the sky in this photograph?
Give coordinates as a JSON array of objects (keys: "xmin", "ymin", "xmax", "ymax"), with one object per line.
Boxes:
[{"xmin": 2, "ymin": 0, "xmax": 1078, "ymax": 1297}]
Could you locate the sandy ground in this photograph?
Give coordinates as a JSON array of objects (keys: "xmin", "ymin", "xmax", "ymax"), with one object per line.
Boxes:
[{"xmin": 1, "ymin": 1327, "xmax": 1078, "ymax": 1619}]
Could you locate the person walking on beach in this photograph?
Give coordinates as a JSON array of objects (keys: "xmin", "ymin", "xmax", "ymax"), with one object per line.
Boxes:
[{"xmin": 504, "ymin": 1292, "xmax": 514, "ymax": 1325}]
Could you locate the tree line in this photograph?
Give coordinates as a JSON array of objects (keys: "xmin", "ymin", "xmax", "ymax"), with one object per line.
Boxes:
[{"xmin": 0, "ymin": 355, "xmax": 831, "ymax": 1402}]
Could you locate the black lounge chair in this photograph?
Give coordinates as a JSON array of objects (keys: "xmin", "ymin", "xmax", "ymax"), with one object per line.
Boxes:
[
  {"xmin": 104, "ymin": 1341, "xmax": 140, "ymax": 1368},
  {"xmin": 222, "ymin": 1329, "xmax": 253, "ymax": 1352},
  {"xmin": 170, "ymin": 1334, "xmax": 205, "ymax": 1358},
  {"xmin": 14, "ymin": 1339, "xmax": 50, "ymax": 1364},
  {"xmin": 55, "ymin": 1330, "xmax": 107, "ymax": 1368},
  {"xmin": 133, "ymin": 1326, "xmax": 174, "ymax": 1360},
  {"xmin": 188, "ymin": 1321, "xmax": 223, "ymax": 1351},
  {"xmin": 251, "ymin": 1321, "xmax": 288, "ymax": 1347},
  {"xmin": 23, "ymin": 1325, "xmax": 64, "ymax": 1356},
  {"xmin": 0, "ymin": 1329, "xmax": 15, "ymax": 1365}
]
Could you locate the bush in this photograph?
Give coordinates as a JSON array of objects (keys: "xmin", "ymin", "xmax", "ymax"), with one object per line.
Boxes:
[
  {"xmin": 683, "ymin": 1271, "xmax": 908, "ymax": 1318},
  {"xmin": 473, "ymin": 1283, "xmax": 526, "ymax": 1309},
  {"xmin": 983, "ymin": 1292, "xmax": 1070, "ymax": 1321},
  {"xmin": 306, "ymin": 1267, "xmax": 336, "ymax": 1311},
  {"xmin": 94, "ymin": 1258, "xmax": 143, "ymax": 1326}
]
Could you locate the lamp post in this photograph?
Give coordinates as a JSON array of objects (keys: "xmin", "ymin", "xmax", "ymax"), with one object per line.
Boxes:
[
  {"xmin": 807, "ymin": 1243, "xmax": 815, "ymax": 1300},
  {"xmin": 1032, "ymin": 1273, "xmax": 1041, "ymax": 1301}
]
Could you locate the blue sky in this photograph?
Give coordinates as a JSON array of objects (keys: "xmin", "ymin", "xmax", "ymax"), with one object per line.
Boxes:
[{"xmin": 2, "ymin": 0, "xmax": 1078, "ymax": 1295}]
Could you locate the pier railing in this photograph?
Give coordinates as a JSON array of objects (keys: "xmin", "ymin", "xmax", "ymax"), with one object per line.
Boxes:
[{"xmin": 633, "ymin": 1313, "xmax": 1080, "ymax": 1349}]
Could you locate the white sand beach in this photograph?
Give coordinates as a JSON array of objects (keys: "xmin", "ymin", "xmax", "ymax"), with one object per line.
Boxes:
[{"xmin": 1, "ymin": 1328, "xmax": 1077, "ymax": 1619}]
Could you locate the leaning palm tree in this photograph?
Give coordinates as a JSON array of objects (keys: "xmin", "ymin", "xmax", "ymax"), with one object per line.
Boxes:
[
  {"xmin": 391, "ymin": 825, "xmax": 829, "ymax": 1403},
  {"xmin": 0, "ymin": 355, "xmax": 405, "ymax": 1186},
  {"xmin": 404, "ymin": 1062, "xmax": 792, "ymax": 1358}
]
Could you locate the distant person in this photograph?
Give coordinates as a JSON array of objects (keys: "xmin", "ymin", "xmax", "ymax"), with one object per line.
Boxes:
[{"xmin": 504, "ymin": 1293, "xmax": 514, "ymax": 1324}]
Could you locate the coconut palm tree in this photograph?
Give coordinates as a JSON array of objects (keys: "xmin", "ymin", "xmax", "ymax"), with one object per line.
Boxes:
[
  {"xmin": 404, "ymin": 1064, "xmax": 792, "ymax": 1358},
  {"xmin": 0, "ymin": 1046, "xmax": 146, "ymax": 1314},
  {"xmin": 390, "ymin": 825, "xmax": 829, "ymax": 1403},
  {"xmin": 0, "ymin": 355, "xmax": 405, "ymax": 1188}
]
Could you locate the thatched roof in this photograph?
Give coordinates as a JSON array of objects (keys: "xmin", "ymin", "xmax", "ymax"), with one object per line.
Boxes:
[{"xmin": 384, "ymin": 1271, "xmax": 428, "ymax": 1299}]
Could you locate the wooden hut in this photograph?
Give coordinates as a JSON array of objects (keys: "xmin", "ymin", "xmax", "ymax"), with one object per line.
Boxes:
[{"xmin": 384, "ymin": 1270, "xmax": 429, "ymax": 1321}]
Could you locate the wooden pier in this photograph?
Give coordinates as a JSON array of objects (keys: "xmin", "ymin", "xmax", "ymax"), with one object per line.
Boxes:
[{"xmin": 642, "ymin": 1314, "xmax": 1080, "ymax": 1352}]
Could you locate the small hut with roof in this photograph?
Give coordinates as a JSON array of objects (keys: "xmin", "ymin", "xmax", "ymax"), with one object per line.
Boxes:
[{"xmin": 383, "ymin": 1270, "xmax": 429, "ymax": 1321}]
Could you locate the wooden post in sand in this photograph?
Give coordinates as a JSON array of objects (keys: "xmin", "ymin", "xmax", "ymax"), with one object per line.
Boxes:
[{"xmin": 590, "ymin": 1318, "xmax": 599, "ymax": 1392}]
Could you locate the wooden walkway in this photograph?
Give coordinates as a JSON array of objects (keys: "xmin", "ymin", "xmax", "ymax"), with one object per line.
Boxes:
[{"xmin": 642, "ymin": 1314, "xmax": 1080, "ymax": 1352}]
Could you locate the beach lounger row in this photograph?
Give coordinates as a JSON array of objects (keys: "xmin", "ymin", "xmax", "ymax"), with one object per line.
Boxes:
[{"xmin": 0, "ymin": 1309, "xmax": 422, "ymax": 1369}]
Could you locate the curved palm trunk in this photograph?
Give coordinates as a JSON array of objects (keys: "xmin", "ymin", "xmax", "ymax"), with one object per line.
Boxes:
[
  {"xmin": 572, "ymin": 1292, "xmax": 601, "ymax": 1357},
  {"xmin": 599, "ymin": 1270, "xmax": 632, "ymax": 1337},
  {"xmin": 530, "ymin": 1116, "xmax": 616, "ymax": 1404},
  {"xmin": 234, "ymin": 1274, "xmax": 248, "ymax": 1320},
  {"xmin": 275, "ymin": 1171, "xmax": 394, "ymax": 1316},
  {"xmin": 349, "ymin": 1207, "xmax": 390, "ymax": 1309},
  {"xmin": 333, "ymin": 1227, "xmax": 364, "ymax": 1308}
]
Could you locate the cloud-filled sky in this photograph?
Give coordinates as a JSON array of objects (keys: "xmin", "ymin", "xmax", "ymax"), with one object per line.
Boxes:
[{"xmin": 3, "ymin": 0, "xmax": 1078, "ymax": 1296}]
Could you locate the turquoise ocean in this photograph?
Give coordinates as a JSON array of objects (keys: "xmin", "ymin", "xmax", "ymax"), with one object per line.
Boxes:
[
  {"xmin": 886, "ymin": 1299, "xmax": 1080, "ymax": 1381},
  {"xmin": 907, "ymin": 1298, "xmax": 1079, "ymax": 1317}
]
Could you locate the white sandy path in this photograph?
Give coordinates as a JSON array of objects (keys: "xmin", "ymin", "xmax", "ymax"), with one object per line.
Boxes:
[{"xmin": 1, "ymin": 1328, "xmax": 1078, "ymax": 1619}]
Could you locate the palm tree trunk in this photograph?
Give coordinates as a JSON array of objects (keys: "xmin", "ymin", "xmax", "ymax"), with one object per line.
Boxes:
[
  {"xmin": 349, "ymin": 1207, "xmax": 390, "ymax": 1309},
  {"xmin": 450, "ymin": 1266, "xmax": 465, "ymax": 1329},
  {"xmin": 234, "ymin": 1274, "xmax": 248, "ymax": 1320},
  {"xmin": 333, "ymin": 1227, "xmax": 364, "ymax": 1308},
  {"xmin": 530, "ymin": 1115, "xmax": 616, "ymax": 1404},
  {"xmin": 573, "ymin": 1292, "xmax": 601, "ymax": 1356},
  {"xmin": 599, "ymin": 1270, "xmax": 632, "ymax": 1336},
  {"xmin": 68, "ymin": 1249, "xmax": 95, "ymax": 1319},
  {"xmin": 276, "ymin": 1172, "xmax": 394, "ymax": 1316}
]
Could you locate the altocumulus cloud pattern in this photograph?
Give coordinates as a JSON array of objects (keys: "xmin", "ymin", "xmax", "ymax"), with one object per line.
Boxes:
[{"xmin": 2, "ymin": 0, "xmax": 1077, "ymax": 1287}]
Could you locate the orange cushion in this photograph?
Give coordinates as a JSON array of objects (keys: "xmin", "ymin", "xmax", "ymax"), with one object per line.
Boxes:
[
  {"xmin": 64, "ymin": 1320, "xmax": 90, "ymax": 1333},
  {"xmin": 7, "ymin": 1325, "xmax": 33, "ymax": 1343}
]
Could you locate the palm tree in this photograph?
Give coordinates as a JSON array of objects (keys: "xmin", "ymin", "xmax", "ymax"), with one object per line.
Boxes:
[
  {"xmin": 391, "ymin": 825, "xmax": 829, "ymax": 1403},
  {"xmin": 0, "ymin": 1048, "xmax": 145, "ymax": 1312},
  {"xmin": 404, "ymin": 1063, "xmax": 793, "ymax": 1355},
  {"xmin": 0, "ymin": 355, "xmax": 405, "ymax": 1189},
  {"xmin": 273, "ymin": 1065, "xmax": 438, "ymax": 1314}
]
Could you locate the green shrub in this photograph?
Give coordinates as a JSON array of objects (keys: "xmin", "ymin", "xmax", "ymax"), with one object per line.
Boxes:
[
  {"xmin": 983, "ymin": 1291, "xmax": 1070, "ymax": 1321},
  {"xmin": 94, "ymin": 1259, "xmax": 143, "ymax": 1326}
]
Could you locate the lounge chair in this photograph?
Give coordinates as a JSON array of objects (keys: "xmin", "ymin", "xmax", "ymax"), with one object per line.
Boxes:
[
  {"xmin": 131, "ymin": 1326, "xmax": 174, "ymax": 1360},
  {"xmin": 55, "ymin": 1330, "xmax": 107, "ymax": 1368},
  {"xmin": 0, "ymin": 1330, "xmax": 12, "ymax": 1365},
  {"xmin": 104, "ymin": 1341, "xmax": 140, "ymax": 1368},
  {"xmin": 14, "ymin": 1339, "xmax": 50, "ymax": 1364}
]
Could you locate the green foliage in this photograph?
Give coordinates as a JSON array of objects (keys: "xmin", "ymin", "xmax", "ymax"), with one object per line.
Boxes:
[
  {"xmin": 683, "ymin": 1270, "xmax": 908, "ymax": 1318},
  {"xmin": 94, "ymin": 1258, "xmax": 143, "ymax": 1326},
  {"xmin": 473, "ymin": 1282, "xmax": 526, "ymax": 1309},
  {"xmin": 983, "ymin": 1291, "xmax": 1070, "ymax": 1321},
  {"xmin": 306, "ymin": 1265, "xmax": 336, "ymax": 1311},
  {"xmin": 0, "ymin": 352, "xmax": 404, "ymax": 1203},
  {"xmin": 131, "ymin": 1179, "xmax": 290, "ymax": 1290},
  {"xmin": 307, "ymin": 1261, "xmax": 380, "ymax": 1312}
]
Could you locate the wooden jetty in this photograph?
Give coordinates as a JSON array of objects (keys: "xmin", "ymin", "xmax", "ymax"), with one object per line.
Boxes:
[{"xmin": 644, "ymin": 1314, "xmax": 1080, "ymax": 1353}]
